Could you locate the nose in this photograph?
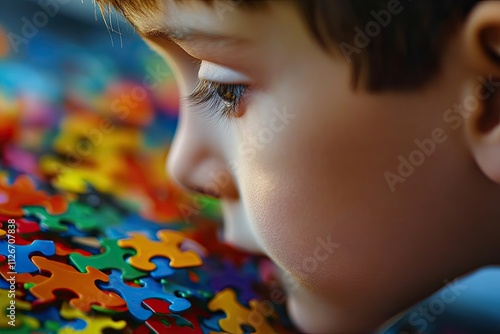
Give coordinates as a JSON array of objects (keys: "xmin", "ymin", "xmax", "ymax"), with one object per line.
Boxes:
[{"xmin": 167, "ymin": 108, "xmax": 238, "ymax": 200}]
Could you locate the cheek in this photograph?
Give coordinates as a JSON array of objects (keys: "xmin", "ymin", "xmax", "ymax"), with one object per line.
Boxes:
[
  {"xmin": 234, "ymin": 84, "xmax": 469, "ymax": 306},
  {"xmin": 235, "ymin": 91, "xmax": 398, "ymax": 296}
]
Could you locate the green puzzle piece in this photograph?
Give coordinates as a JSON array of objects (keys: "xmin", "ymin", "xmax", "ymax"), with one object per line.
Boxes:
[
  {"xmin": 23, "ymin": 202, "xmax": 120, "ymax": 232},
  {"xmin": 69, "ymin": 238, "xmax": 147, "ymax": 280}
]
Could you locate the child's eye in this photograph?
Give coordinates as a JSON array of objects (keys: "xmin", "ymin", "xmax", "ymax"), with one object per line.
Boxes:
[{"xmin": 186, "ymin": 79, "xmax": 247, "ymax": 120}]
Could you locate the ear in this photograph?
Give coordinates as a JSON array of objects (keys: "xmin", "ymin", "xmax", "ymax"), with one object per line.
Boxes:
[{"xmin": 462, "ymin": 1, "xmax": 500, "ymax": 184}]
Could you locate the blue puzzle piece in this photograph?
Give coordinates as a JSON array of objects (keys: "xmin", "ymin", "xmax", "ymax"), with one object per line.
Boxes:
[
  {"xmin": 0, "ymin": 240, "xmax": 55, "ymax": 273},
  {"xmin": 150, "ymin": 257, "xmax": 175, "ymax": 279},
  {"xmin": 161, "ymin": 279, "xmax": 213, "ymax": 301},
  {"xmin": 0, "ymin": 277, "xmax": 9, "ymax": 289},
  {"xmin": 202, "ymin": 312, "xmax": 225, "ymax": 333},
  {"xmin": 97, "ymin": 270, "xmax": 191, "ymax": 321}
]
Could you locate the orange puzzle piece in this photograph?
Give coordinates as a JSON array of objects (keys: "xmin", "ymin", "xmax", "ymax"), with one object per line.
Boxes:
[
  {"xmin": 117, "ymin": 230, "xmax": 202, "ymax": 271},
  {"xmin": 1, "ymin": 265, "xmax": 48, "ymax": 287},
  {"xmin": 29, "ymin": 256, "xmax": 126, "ymax": 312},
  {"xmin": 0, "ymin": 175, "xmax": 67, "ymax": 216},
  {"xmin": 208, "ymin": 289, "xmax": 276, "ymax": 334}
]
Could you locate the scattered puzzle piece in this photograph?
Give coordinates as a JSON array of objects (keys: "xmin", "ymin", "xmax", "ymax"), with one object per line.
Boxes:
[
  {"xmin": 29, "ymin": 256, "xmax": 126, "ymax": 312},
  {"xmin": 0, "ymin": 239, "xmax": 56, "ymax": 273},
  {"xmin": 0, "ymin": 174, "xmax": 67, "ymax": 216},
  {"xmin": 58, "ymin": 302, "xmax": 127, "ymax": 333},
  {"xmin": 161, "ymin": 279, "xmax": 213, "ymax": 301},
  {"xmin": 52, "ymin": 239, "xmax": 92, "ymax": 257},
  {"xmin": 0, "ymin": 214, "xmax": 40, "ymax": 234},
  {"xmin": 40, "ymin": 155, "xmax": 124, "ymax": 194},
  {"xmin": 208, "ymin": 289, "xmax": 275, "ymax": 334},
  {"xmin": 149, "ymin": 257, "xmax": 176, "ymax": 279},
  {"xmin": 0, "ymin": 261, "xmax": 48, "ymax": 287},
  {"xmin": 97, "ymin": 270, "xmax": 190, "ymax": 321},
  {"xmin": 134, "ymin": 323, "xmax": 154, "ymax": 334},
  {"xmin": 143, "ymin": 298, "xmax": 209, "ymax": 334},
  {"xmin": 118, "ymin": 230, "xmax": 202, "ymax": 271},
  {"xmin": 203, "ymin": 312, "xmax": 227, "ymax": 333},
  {"xmin": 24, "ymin": 201, "xmax": 120, "ymax": 233},
  {"xmin": 70, "ymin": 238, "xmax": 147, "ymax": 280}
]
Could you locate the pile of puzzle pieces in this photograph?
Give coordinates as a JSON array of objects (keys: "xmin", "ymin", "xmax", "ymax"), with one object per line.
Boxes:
[
  {"xmin": 0, "ymin": 169, "xmax": 296, "ymax": 333},
  {"xmin": 0, "ymin": 22, "xmax": 296, "ymax": 333}
]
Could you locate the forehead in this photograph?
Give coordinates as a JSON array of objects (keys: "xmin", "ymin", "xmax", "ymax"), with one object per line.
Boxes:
[{"xmin": 128, "ymin": 0, "xmax": 267, "ymax": 39}]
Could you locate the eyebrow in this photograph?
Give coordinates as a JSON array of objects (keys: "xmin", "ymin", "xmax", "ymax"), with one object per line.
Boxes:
[{"xmin": 140, "ymin": 26, "xmax": 248, "ymax": 45}]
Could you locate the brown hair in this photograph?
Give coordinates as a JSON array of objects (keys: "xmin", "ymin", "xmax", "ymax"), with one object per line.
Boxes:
[{"xmin": 96, "ymin": 0, "xmax": 479, "ymax": 91}]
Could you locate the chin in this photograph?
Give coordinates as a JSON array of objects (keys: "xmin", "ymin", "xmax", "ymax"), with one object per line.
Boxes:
[{"xmin": 285, "ymin": 283, "xmax": 385, "ymax": 334}]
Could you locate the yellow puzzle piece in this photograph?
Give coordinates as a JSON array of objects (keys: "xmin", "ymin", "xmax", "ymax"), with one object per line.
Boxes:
[
  {"xmin": 58, "ymin": 303, "xmax": 126, "ymax": 333},
  {"xmin": 208, "ymin": 289, "xmax": 276, "ymax": 334},
  {"xmin": 118, "ymin": 230, "xmax": 203, "ymax": 271}
]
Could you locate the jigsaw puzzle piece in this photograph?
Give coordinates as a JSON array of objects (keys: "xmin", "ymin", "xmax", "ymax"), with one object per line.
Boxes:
[
  {"xmin": 97, "ymin": 270, "xmax": 190, "ymax": 321},
  {"xmin": 24, "ymin": 201, "xmax": 120, "ymax": 233},
  {"xmin": 29, "ymin": 256, "xmax": 126, "ymax": 312},
  {"xmin": 134, "ymin": 323, "xmax": 154, "ymax": 334},
  {"xmin": 58, "ymin": 302, "xmax": 127, "ymax": 333},
  {"xmin": 202, "ymin": 312, "xmax": 227, "ymax": 333},
  {"xmin": 142, "ymin": 298, "xmax": 210, "ymax": 334},
  {"xmin": 0, "ymin": 261, "xmax": 48, "ymax": 288},
  {"xmin": 0, "ymin": 239, "xmax": 55, "ymax": 273},
  {"xmin": 70, "ymin": 238, "xmax": 147, "ymax": 281},
  {"xmin": 161, "ymin": 279, "xmax": 213, "ymax": 301},
  {"xmin": 208, "ymin": 289, "xmax": 275, "ymax": 334},
  {"xmin": 0, "ymin": 277, "xmax": 8, "ymax": 289},
  {"xmin": 149, "ymin": 257, "xmax": 176, "ymax": 279},
  {"xmin": 40, "ymin": 155, "xmax": 122, "ymax": 194},
  {"xmin": 0, "ymin": 214, "xmax": 40, "ymax": 234},
  {"xmin": 51, "ymin": 239, "xmax": 93, "ymax": 257},
  {"xmin": 118, "ymin": 230, "xmax": 202, "ymax": 272},
  {"xmin": 0, "ymin": 174, "xmax": 67, "ymax": 216}
]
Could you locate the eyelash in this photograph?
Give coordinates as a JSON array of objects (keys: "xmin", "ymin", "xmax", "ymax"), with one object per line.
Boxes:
[{"xmin": 186, "ymin": 79, "xmax": 247, "ymax": 121}]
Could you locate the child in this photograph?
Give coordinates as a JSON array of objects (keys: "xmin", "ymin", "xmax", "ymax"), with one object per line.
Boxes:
[{"xmin": 96, "ymin": 0, "xmax": 500, "ymax": 332}]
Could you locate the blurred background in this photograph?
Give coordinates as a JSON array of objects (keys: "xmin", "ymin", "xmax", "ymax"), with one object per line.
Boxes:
[
  {"xmin": 0, "ymin": 0, "xmax": 223, "ymax": 222},
  {"xmin": 1, "ymin": 1, "xmax": 500, "ymax": 333}
]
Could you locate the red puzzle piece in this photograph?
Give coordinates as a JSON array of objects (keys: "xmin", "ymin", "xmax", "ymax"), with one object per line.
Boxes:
[
  {"xmin": 142, "ymin": 298, "xmax": 207, "ymax": 334},
  {"xmin": 29, "ymin": 256, "xmax": 126, "ymax": 312},
  {"xmin": 0, "ymin": 175, "xmax": 67, "ymax": 217},
  {"xmin": 53, "ymin": 240, "xmax": 93, "ymax": 257},
  {"xmin": 0, "ymin": 214, "xmax": 40, "ymax": 234}
]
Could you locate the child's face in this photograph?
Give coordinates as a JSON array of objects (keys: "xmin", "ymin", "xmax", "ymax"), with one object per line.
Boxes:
[{"xmin": 136, "ymin": 1, "xmax": 497, "ymax": 332}]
